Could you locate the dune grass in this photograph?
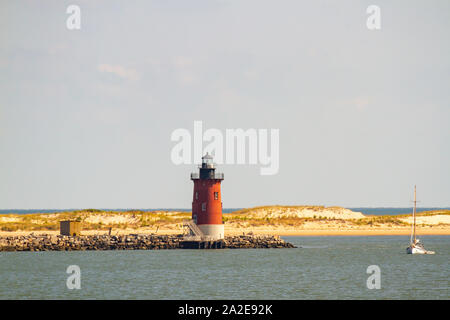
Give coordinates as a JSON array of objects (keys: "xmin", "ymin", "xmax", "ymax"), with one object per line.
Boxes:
[
  {"xmin": 0, "ymin": 208, "xmax": 448, "ymax": 232},
  {"xmin": 231, "ymin": 205, "xmax": 328, "ymax": 215},
  {"xmin": 351, "ymin": 216, "xmax": 408, "ymax": 227},
  {"xmin": 0, "ymin": 210, "xmax": 191, "ymax": 232}
]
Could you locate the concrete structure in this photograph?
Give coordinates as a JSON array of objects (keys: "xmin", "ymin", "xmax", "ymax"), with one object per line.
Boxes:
[
  {"xmin": 190, "ymin": 153, "xmax": 224, "ymax": 240},
  {"xmin": 60, "ymin": 220, "xmax": 81, "ymax": 236}
]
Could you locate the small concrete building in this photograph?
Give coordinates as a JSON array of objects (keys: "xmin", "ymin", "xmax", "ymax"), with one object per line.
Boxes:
[{"xmin": 60, "ymin": 220, "xmax": 81, "ymax": 236}]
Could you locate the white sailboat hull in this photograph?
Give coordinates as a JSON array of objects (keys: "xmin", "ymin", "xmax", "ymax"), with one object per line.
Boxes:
[{"xmin": 406, "ymin": 246, "xmax": 435, "ymax": 255}]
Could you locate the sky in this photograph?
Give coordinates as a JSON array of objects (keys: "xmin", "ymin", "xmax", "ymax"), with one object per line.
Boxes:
[{"xmin": 0, "ymin": 0, "xmax": 449, "ymax": 209}]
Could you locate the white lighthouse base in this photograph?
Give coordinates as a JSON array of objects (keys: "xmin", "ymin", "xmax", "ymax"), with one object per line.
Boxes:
[{"xmin": 198, "ymin": 224, "xmax": 225, "ymax": 240}]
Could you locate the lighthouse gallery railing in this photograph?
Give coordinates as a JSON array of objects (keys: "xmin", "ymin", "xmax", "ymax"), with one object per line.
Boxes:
[{"xmin": 190, "ymin": 172, "xmax": 224, "ymax": 180}]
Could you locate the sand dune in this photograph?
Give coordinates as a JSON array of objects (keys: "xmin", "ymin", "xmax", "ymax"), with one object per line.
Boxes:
[
  {"xmin": 236, "ymin": 206, "xmax": 365, "ymax": 220},
  {"xmin": 399, "ymin": 215, "xmax": 450, "ymax": 225},
  {"xmin": 84, "ymin": 215, "xmax": 140, "ymax": 225},
  {"xmin": 0, "ymin": 206, "xmax": 449, "ymax": 236}
]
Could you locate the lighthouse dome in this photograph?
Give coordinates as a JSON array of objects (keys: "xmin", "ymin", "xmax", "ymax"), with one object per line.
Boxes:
[
  {"xmin": 202, "ymin": 153, "xmax": 213, "ymax": 160},
  {"xmin": 202, "ymin": 153, "xmax": 214, "ymax": 168}
]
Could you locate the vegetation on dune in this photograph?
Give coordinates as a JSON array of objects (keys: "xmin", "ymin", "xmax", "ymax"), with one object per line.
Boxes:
[
  {"xmin": 223, "ymin": 213, "xmax": 346, "ymax": 227},
  {"xmin": 0, "ymin": 210, "xmax": 191, "ymax": 232},
  {"xmin": 0, "ymin": 208, "xmax": 448, "ymax": 232},
  {"xmin": 231, "ymin": 205, "xmax": 329, "ymax": 215},
  {"xmin": 390, "ymin": 210, "xmax": 450, "ymax": 218},
  {"xmin": 351, "ymin": 216, "xmax": 408, "ymax": 226}
]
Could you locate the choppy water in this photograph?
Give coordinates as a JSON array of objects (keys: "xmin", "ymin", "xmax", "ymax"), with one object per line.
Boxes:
[{"xmin": 1, "ymin": 236, "xmax": 448, "ymax": 299}]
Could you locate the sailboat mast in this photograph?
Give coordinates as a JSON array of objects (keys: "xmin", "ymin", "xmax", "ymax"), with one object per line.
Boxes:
[{"xmin": 413, "ymin": 185, "xmax": 416, "ymax": 243}]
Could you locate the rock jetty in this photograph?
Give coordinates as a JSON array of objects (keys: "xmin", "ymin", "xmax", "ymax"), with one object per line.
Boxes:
[{"xmin": 0, "ymin": 234, "xmax": 295, "ymax": 251}]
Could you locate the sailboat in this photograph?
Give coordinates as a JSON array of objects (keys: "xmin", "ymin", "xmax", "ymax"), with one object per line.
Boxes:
[{"xmin": 406, "ymin": 186, "xmax": 435, "ymax": 254}]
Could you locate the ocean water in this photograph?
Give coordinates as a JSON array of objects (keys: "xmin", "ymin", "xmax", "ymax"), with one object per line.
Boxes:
[
  {"xmin": 1, "ymin": 207, "xmax": 449, "ymax": 215},
  {"xmin": 1, "ymin": 236, "xmax": 448, "ymax": 300}
]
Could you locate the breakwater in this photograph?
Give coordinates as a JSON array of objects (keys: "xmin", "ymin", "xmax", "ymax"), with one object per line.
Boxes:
[{"xmin": 0, "ymin": 234, "xmax": 295, "ymax": 251}]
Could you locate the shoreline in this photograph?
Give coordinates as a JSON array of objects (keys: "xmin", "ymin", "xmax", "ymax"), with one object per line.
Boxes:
[
  {"xmin": 1, "ymin": 206, "xmax": 449, "ymax": 237},
  {"xmin": 224, "ymin": 225, "xmax": 450, "ymax": 236},
  {"xmin": 259, "ymin": 230, "xmax": 450, "ymax": 236},
  {"xmin": 1, "ymin": 227, "xmax": 449, "ymax": 237}
]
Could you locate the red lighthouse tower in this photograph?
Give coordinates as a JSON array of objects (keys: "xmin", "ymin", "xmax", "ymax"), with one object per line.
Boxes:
[{"xmin": 191, "ymin": 153, "xmax": 224, "ymax": 240}]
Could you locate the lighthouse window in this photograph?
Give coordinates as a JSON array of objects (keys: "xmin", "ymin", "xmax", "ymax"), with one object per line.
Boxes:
[
  {"xmin": 214, "ymin": 192, "xmax": 218, "ymax": 200},
  {"xmin": 195, "ymin": 192, "xmax": 198, "ymax": 200},
  {"xmin": 202, "ymin": 203, "xmax": 206, "ymax": 211}
]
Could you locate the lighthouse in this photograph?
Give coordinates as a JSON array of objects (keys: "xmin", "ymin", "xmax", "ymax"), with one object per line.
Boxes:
[{"xmin": 190, "ymin": 153, "xmax": 224, "ymax": 240}]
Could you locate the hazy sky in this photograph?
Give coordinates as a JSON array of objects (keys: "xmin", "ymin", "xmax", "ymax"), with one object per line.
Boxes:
[{"xmin": 1, "ymin": 0, "xmax": 449, "ymax": 209}]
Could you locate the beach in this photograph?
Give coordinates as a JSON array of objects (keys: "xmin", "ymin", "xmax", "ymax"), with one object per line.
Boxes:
[{"xmin": 1, "ymin": 225, "xmax": 448, "ymax": 237}]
